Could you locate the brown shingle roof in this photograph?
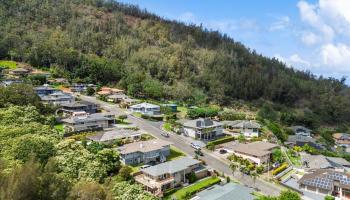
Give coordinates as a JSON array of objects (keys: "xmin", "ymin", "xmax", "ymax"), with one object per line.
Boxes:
[{"xmin": 232, "ymin": 141, "xmax": 279, "ymax": 157}]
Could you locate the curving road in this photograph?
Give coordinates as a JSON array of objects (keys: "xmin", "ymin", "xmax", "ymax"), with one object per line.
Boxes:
[{"xmin": 77, "ymin": 95, "xmax": 283, "ymax": 196}]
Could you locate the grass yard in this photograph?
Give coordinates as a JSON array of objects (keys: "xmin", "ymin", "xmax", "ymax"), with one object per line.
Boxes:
[
  {"xmin": 169, "ymin": 177, "xmax": 221, "ymax": 200},
  {"xmin": 54, "ymin": 124, "xmax": 64, "ymax": 133},
  {"xmin": 132, "ymin": 112, "xmax": 142, "ymax": 118},
  {"xmin": 167, "ymin": 146, "xmax": 186, "ymax": 161},
  {"xmin": 163, "ymin": 122, "xmax": 172, "ymax": 132},
  {"xmin": 177, "ymin": 106, "xmax": 188, "ymax": 118},
  {"xmin": 287, "ymin": 150, "xmax": 302, "ymax": 167},
  {"xmin": 0, "ymin": 60, "xmax": 17, "ymax": 69}
]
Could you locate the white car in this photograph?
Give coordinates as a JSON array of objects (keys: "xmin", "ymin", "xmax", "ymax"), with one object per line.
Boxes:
[{"xmin": 191, "ymin": 142, "xmax": 201, "ymax": 150}]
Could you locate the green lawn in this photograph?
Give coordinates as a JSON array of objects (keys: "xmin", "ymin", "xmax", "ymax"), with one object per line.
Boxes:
[
  {"xmin": 163, "ymin": 122, "xmax": 172, "ymax": 132},
  {"xmin": 169, "ymin": 177, "xmax": 221, "ymax": 200},
  {"xmin": 0, "ymin": 60, "xmax": 17, "ymax": 69},
  {"xmin": 167, "ymin": 146, "xmax": 186, "ymax": 161},
  {"xmin": 287, "ymin": 151, "xmax": 301, "ymax": 167},
  {"xmin": 132, "ymin": 112, "xmax": 142, "ymax": 118},
  {"xmin": 54, "ymin": 124, "xmax": 64, "ymax": 133},
  {"xmin": 177, "ymin": 106, "xmax": 188, "ymax": 118}
]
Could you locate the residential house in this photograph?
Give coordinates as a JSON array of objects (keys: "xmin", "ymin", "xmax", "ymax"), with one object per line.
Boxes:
[
  {"xmin": 70, "ymin": 83, "xmax": 96, "ymax": 93},
  {"xmin": 333, "ymin": 133, "xmax": 350, "ymax": 147},
  {"xmin": 298, "ymin": 169, "xmax": 350, "ymax": 199},
  {"xmin": 290, "ymin": 126, "xmax": 312, "ymax": 137},
  {"xmin": 193, "ymin": 182, "xmax": 254, "ymax": 200},
  {"xmin": 61, "ymin": 101, "xmax": 98, "ymax": 116},
  {"xmin": 97, "ymin": 87, "xmax": 124, "ymax": 96},
  {"xmin": 9, "ymin": 68, "xmax": 30, "ymax": 76},
  {"xmin": 182, "ymin": 118, "xmax": 223, "ymax": 140},
  {"xmin": 107, "ymin": 94, "xmax": 128, "ymax": 103},
  {"xmin": 62, "ymin": 112, "xmax": 116, "ymax": 132},
  {"xmin": 48, "ymin": 78, "xmax": 69, "ymax": 85},
  {"xmin": 231, "ymin": 141, "xmax": 279, "ymax": 165},
  {"xmin": 40, "ymin": 91, "xmax": 74, "ymax": 106},
  {"xmin": 134, "ymin": 157, "xmax": 208, "ymax": 196},
  {"xmin": 1, "ymin": 79, "xmax": 23, "ymax": 87},
  {"xmin": 117, "ymin": 139, "xmax": 172, "ymax": 165},
  {"xmin": 286, "ymin": 135, "xmax": 325, "ymax": 150},
  {"xmin": 161, "ymin": 104, "xmax": 177, "ymax": 112},
  {"xmin": 30, "ymin": 69, "xmax": 51, "ymax": 78},
  {"xmin": 129, "ymin": 102, "xmax": 161, "ymax": 116},
  {"xmin": 87, "ymin": 129, "xmax": 142, "ymax": 144},
  {"xmin": 34, "ymin": 85, "xmax": 58, "ymax": 96},
  {"xmin": 223, "ymin": 120, "xmax": 262, "ymax": 137},
  {"xmin": 301, "ymin": 153, "xmax": 350, "ymax": 172}
]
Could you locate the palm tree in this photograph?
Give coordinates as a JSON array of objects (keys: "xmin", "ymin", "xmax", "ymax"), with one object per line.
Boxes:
[
  {"xmin": 229, "ymin": 163, "xmax": 238, "ymax": 176},
  {"xmin": 251, "ymin": 171, "xmax": 259, "ymax": 187}
]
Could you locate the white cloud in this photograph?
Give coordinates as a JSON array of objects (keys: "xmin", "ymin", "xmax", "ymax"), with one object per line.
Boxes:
[
  {"xmin": 274, "ymin": 53, "xmax": 311, "ymax": 70},
  {"xmin": 321, "ymin": 43, "xmax": 350, "ymax": 71},
  {"xmin": 301, "ymin": 32, "xmax": 319, "ymax": 46},
  {"xmin": 269, "ymin": 16, "xmax": 290, "ymax": 31}
]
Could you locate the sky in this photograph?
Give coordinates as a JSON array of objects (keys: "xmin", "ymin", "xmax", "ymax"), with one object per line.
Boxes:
[{"xmin": 118, "ymin": 0, "xmax": 350, "ymax": 83}]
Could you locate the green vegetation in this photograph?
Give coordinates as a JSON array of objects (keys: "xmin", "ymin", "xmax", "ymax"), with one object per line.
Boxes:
[
  {"xmin": 272, "ymin": 163, "xmax": 289, "ymax": 176},
  {"xmin": 54, "ymin": 123, "xmax": 64, "ymax": 133},
  {"xmin": 287, "ymin": 150, "xmax": 301, "ymax": 167},
  {"xmin": 169, "ymin": 177, "xmax": 221, "ymax": 200},
  {"xmin": 167, "ymin": 146, "xmax": 186, "ymax": 161},
  {"xmin": 0, "ymin": 60, "xmax": 17, "ymax": 69},
  {"xmin": 187, "ymin": 106, "xmax": 220, "ymax": 119},
  {"xmin": 255, "ymin": 190, "xmax": 301, "ymax": 200},
  {"xmin": 206, "ymin": 136, "xmax": 235, "ymax": 149},
  {"xmin": 163, "ymin": 122, "xmax": 172, "ymax": 132}
]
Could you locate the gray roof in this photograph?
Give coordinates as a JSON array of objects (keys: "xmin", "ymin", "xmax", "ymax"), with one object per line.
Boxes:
[
  {"xmin": 62, "ymin": 112, "xmax": 114, "ymax": 124},
  {"xmin": 117, "ymin": 139, "xmax": 173, "ymax": 154},
  {"xmin": 87, "ymin": 129, "xmax": 141, "ymax": 142},
  {"xmin": 287, "ymin": 135, "xmax": 316, "ymax": 143},
  {"xmin": 222, "ymin": 120, "xmax": 261, "ymax": 129},
  {"xmin": 302, "ymin": 154, "xmax": 350, "ymax": 169},
  {"xmin": 62, "ymin": 101, "xmax": 96, "ymax": 108},
  {"xmin": 40, "ymin": 92, "xmax": 73, "ymax": 101},
  {"xmin": 130, "ymin": 102, "xmax": 160, "ymax": 109},
  {"xmin": 141, "ymin": 157, "xmax": 201, "ymax": 176},
  {"xmin": 183, "ymin": 118, "xmax": 222, "ymax": 129},
  {"xmin": 194, "ymin": 182, "xmax": 254, "ymax": 200},
  {"xmin": 289, "ymin": 126, "xmax": 311, "ymax": 133},
  {"xmin": 108, "ymin": 94, "xmax": 127, "ymax": 99}
]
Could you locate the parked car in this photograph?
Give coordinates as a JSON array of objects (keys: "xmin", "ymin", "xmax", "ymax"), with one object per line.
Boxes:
[
  {"xmin": 219, "ymin": 149, "xmax": 227, "ymax": 154},
  {"xmin": 140, "ymin": 165, "xmax": 151, "ymax": 169},
  {"xmin": 161, "ymin": 132, "xmax": 169, "ymax": 137},
  {"xmin": 191, "ymin": 142, "xmax": 201, "ymax": 150}
]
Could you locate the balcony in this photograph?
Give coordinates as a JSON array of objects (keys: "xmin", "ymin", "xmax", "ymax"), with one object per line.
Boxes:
[{"xmin": 134, "ymin": 174, "xmax": 174, "ymax": 190}]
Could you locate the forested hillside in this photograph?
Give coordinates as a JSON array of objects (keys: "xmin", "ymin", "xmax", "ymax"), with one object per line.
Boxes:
[{"xmin": 1, "ymin": 0, "xmax": 350, "ymax": 125}]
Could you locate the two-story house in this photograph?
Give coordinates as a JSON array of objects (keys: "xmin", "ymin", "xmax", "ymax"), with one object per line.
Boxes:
[
  {"xmin": 34, "ymin": 85, "xmax": 58, "ymax": 96},
  {"xmin": 182, "ymin": 118, "xmax": 223, "ymax": 140},
  {"xmin": 62, "ymin": 112, "xmax": 116, "ymax": 132},
  {"xmin": 61, "ymin": 101, "xmax": 98, "ymax": 117},
  {"xmin": 40, "ymin": 91, "xmax": 74, "ymax": 106},
  {"xmin": 117, "ymin": 139, "xmax": 173, "ymax": 165},
  {"xmin": 134, "ymin": 157, "xmax": 208, "ymax": 196},
  {"xmin": 129, "ymin": 102, "xmax": 161, "ymax": 116}
]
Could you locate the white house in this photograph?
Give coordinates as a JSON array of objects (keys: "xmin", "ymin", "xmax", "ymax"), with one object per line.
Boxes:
[
  {"xmin": 223, "ymin": 120, "xmax": 262, "ymax": 137},
  {"xmin": 182, "ymin": 118, "xmax": 223, "ymax": 140},
  {"xmin": 129, "ymin": 102, "xmax": 161, "ymax": 116}
]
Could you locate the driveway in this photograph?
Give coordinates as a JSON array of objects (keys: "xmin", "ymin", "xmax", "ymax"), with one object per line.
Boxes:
[{"xmin": 77, "ymin": 95, "xmax": 283, "ymax": 196}]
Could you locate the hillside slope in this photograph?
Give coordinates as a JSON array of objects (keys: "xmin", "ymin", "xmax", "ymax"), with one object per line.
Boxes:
[{"xmin": 0, "ymin": 0, "xmax": 349, "ymax": 125}]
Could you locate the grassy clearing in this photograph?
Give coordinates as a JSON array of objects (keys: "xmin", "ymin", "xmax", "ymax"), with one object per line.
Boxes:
[
  {"xmin": 132, "ymin": 112, "xmax": 142, "ymax": 118},
  {"xmin": 0, "ymin": 60, "xmax": 17, "ymax": 69},
  {"xmin": 167, "ymin": 146, "xmax": 186, "ymax": 161},
  {"xmin": 177, "ymin": 106, "xmax": 188, "ymax": 118},
  {"xmin": 54, "ymin": 124, "xmax": 64, "ymax": 133},
  {"xmin": 169, "ymin": 177, "xmax": 221, "ymax": 200},
  {"xmin": 287, "ymin": 150, "xmax": 301, "ymax": 167},
  {"xmin": 163, "ymin": 122, "xmax": 172, "ymax": 132}
]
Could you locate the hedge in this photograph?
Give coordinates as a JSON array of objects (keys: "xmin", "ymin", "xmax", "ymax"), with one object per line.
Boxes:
[
  {"xmin": 206, "ymin": 136, "xmax": 235, "ymax": 147},
  {"xmin": 272, "ymin": 163, "xmax": 289, "ymax": 176},
  {"xmin": 172, "ymin": 177, "xmax": 221, "ymax": 199},
  {"xmin": 141, "ymin": 114, "xmax": 163, "ymax": 121}
]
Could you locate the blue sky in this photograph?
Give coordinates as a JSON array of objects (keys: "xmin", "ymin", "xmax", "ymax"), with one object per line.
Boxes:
[{"xmin": 118, "ymin": 0, "xmax": 350, "ymax": 83}]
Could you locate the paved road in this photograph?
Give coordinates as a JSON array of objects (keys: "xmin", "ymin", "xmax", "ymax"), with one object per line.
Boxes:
[{"xmin": 77, "ymin": 95, "xmax": 283, "ymax": 196}]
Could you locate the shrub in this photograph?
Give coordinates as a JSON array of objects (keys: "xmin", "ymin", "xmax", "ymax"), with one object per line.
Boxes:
[
  {"xmin": 141, "ymin": 114, "xmax": 163, "ymax": 121},
  {"xmin": 219, "ymin": 111, "xmax": 246, "ymax": 121},
  {"xmin": 187, "ymin": 107, "xmax": 220, "ymax": 119},
  {"xmin": 206, "ymin": 136, "xmax": 235, "ymax": 148},
  {"xmin": 272, "ymin": 163, "xmax": 288, "ymax": 176},
  {"xmin": 324, "ymin": 195, "xmax": 335, "ymax": 200}
]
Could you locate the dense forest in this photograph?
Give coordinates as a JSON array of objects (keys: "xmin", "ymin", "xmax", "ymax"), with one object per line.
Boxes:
[{"xmin": 1, "ymin": 0, "xmax": 350, "ymax": 126}]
